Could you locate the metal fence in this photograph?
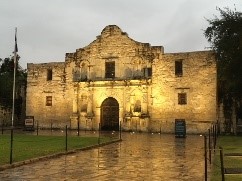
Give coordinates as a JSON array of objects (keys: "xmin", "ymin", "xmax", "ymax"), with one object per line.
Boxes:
[
  {"xmin": 0, "ymin": 125, "xmax": 121, "ymax": 166},
  {"xmin": 204, "ymin": 122, "xmax": 242, "ymax": 181},
  {"xmin": 204, "ymin": 122, "xmax": 219, "ymax": 181}
]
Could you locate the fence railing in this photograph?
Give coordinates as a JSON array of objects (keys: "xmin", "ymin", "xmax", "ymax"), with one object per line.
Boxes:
[
  {"xmin": 204, "ymin": 121, "xmax": 242, "ymax": 181},
  {"xmin": 0, "ymin": 125, "xmax": 122, "ymax": 166},
  {"xmin": 204, "ymin": 121, "xmax": 219, "ymax": 181}
]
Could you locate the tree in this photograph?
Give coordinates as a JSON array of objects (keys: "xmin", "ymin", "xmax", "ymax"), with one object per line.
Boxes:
[
  {"xmin": 0, "ymin": 56, "xmax": 27, "ymax": 124},
  {"xmin": 204, "ymin": 7, "xmax": 242, "ymax": 133}
]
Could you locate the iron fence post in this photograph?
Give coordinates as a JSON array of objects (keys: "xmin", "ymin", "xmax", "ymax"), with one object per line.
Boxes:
[
  {"xmin": 37, "ymin": 121, "xmax": 39, "ymax": 136},
  {"xmin": 65, "ymin": 125, "xmax": 68, "ymax": 151},
  {"xmin": 204, "ymin": 135, "xmax": 207, "ymax": 181},
  {"xmin": 10, "ymin": 128, "xmax": 13, "ymax": 164},
  {"xmin": 219, "ymin": 147, "xmax": 225, "ymax": 181},
  {"xmin": 208, "ymin": 128, "xmax": 211, "ymax": 164},
  {"xmin": 78, "ymin": 120, "xmax": 80, "ymax": 136},
  {"xmin": 98, "ymin": 123, "xmax": 101, "ymax": 145},
  {"xmin": 119, "ymin": 120, "xmax": 122, "ymax": 140}
]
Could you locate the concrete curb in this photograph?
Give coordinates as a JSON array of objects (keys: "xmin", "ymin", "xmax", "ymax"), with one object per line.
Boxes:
[{"xmin": 0, "ymin": 139, "xmax": 122, "ymax": 171}]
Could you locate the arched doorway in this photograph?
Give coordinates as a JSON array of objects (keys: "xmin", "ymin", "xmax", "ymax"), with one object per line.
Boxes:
[{"xmin": 101, "ymin": 97, "xmax": 119, "ymax": 131}]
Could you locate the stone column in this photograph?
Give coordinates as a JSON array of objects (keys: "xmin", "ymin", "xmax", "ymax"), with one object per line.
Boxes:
[
  {"xmin": 130, "ymin": 94, "xmax": 134, "ymax": 113},
  {"xmin": 70, "ymin": 85, "xmax": 78, "ymax": 129},
  {"xmin": 142, "ymin": 91, "xmax": 148, "ymax": 114},
  {"xmin": 73, "ymin": 86, "xmax": 78, "ymax": 113},
  {"xmin": 87, "ymin": 91, "xmax": 93, "ymax": 115},
  {"xmin": 95, "ymin": 107, "xmax": 101, "ymax": 130},
  {"xmin": 126, "ymin": 93, "xmax": 131, "ymax": 113}
]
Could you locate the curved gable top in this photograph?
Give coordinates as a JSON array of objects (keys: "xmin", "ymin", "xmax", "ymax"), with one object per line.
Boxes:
[
  {"xmin": 65, "ymin": 25, "xmax": 164, "ymax": 62},
  {"xmin": 100, "ymin": 25, "xmax": 127, "ymax": 38}
]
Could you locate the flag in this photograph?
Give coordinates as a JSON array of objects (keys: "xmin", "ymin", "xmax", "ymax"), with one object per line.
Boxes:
[
  {"xmin": 12, "ymin": 27, "xmax": 18, "ymax": 127},
  {"xmin": 14, "ymin": 28, "xmax": 18, "ymax": 53}
]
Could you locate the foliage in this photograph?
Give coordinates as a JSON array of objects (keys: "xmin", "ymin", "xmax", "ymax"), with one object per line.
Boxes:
[
  {"xmin": 204, "ymin": 7, "xmax": 242, "ymax": 132},
  {"xmin": 0, "ymin": 57, "xmax": 27, "ymax": 120}
]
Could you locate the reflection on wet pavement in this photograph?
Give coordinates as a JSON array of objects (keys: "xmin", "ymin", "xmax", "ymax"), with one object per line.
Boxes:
[{"xmin": 0, "ymin": 133, "xmax": 206, "ymax": 181}]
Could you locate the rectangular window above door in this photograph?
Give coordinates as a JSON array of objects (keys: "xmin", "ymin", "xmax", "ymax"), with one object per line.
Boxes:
[{"xmin": 105, "ymin": 61, "xmax": 115, "ymax": 78}]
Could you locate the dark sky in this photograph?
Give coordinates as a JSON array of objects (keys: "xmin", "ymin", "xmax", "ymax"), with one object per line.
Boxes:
[{"xmin": 0, "ymin": 0, "xmax": 241, "ymax": 68}]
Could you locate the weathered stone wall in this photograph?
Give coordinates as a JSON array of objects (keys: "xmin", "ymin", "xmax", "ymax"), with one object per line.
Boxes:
[
  {"xmin": 26, "ymin": 25, "xmax": 217, "ymax": 133},
  {"xmin": 151, "ymin": 51, "xmax": 217, "ymax": 133},
  {"xmin": 65, "ymin": 25, "xmax": 162, "ymax": 81},
  {"xmin": 26, "ymin": 62, "xmax": 72, "ymax": 128}
]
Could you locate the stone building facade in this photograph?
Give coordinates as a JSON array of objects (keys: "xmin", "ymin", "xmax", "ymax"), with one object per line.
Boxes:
[{"xmin": 26, "ymin": 25, "xmax": 217, "ymax": 133}]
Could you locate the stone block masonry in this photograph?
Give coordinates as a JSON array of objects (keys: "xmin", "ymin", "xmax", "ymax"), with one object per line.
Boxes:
[{"xmin": 26, "ymin": 25, "xmax": 217, "ymax": 133}]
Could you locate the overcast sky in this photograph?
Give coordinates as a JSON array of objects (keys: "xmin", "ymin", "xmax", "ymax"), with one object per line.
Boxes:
[{"xmin": 0, "ymin": 0, "xmax": 241, "ymax": 69}]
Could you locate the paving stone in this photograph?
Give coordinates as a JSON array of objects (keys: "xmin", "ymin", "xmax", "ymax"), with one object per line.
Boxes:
[{"xmin": 0, "ymin": 133, "xmax": 207, "ymax": 180}]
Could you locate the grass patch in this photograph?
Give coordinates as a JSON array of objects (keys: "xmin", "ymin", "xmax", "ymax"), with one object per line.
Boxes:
[
  {"xmin": 0, "ymin": 133, "xmax": 118, "ymax": 165},
  {"xmin": 210, "ymin": 135, "xmax": 242, "ymax": 181}
]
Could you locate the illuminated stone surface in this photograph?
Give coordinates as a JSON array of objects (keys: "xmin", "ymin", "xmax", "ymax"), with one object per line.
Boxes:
[{"xmin": 26, "ymin": 25, "xmax": 216, "ymax": 133}]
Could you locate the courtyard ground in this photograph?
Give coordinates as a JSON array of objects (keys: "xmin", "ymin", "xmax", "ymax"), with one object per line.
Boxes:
[{"xmin": 0, "ymin": 133, "xmax": 205, "ymax": 180}]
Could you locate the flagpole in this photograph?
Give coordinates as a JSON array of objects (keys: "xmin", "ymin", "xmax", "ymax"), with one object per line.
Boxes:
[{"xmin": 11, "ymin": 27, "xmax": 17, "ymax": 127}]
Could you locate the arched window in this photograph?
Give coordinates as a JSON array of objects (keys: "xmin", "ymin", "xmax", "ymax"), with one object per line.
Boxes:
[
  {"xmin": 132, "ymin": 57, "xmax": 143, "ymax": 79},
  {"xmin": 73, "ymin": 66, "xmax": 80, "ymax": 81},
  {"xmin": 134, "ymin": 100, "xmax": 141, "ymax": 112},
  {"xmin": 81, "ymin": 63, "xmax": 88, "ymax": 81}
]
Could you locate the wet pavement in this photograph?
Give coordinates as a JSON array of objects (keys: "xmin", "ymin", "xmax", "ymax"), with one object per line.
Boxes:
[{"xmin": 0, "ymin": 133, "xmax": 207, "ymax": 181}]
